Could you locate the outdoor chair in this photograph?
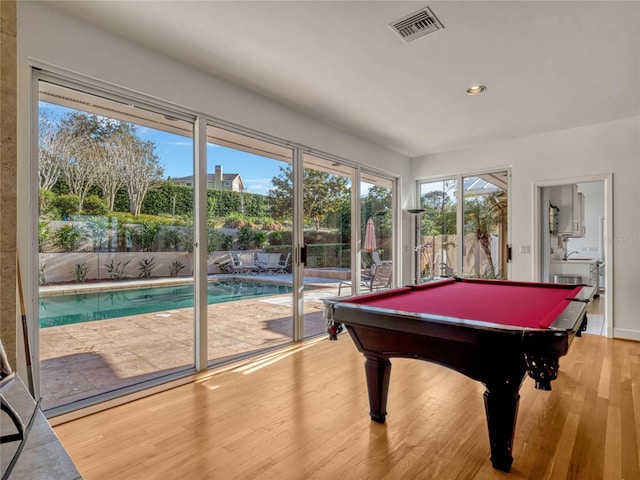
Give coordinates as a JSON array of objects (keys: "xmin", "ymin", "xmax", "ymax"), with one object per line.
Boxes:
[
  {"xmin": 230, "ymin": 252, "xmax": 259, "ymax": 274},
  {"xmin": 261, "ymin": 253, "xmax": 282, "ymax": 274},
  {"xmin": 371, "ymin": 251, "xmax": 392, "ymax": 266},
  {"xmin": 338, "ymin": 262, "xmax": 393, "ymax": 295},
  {"xmin": 369, "ymin": 262, "xmax": 393, "ymax": 290},
  {"xmin": 361, "ymin": 258, "xmax": 374, "ymax": 281},
  {"xmin": 271, "ymin": 253, "xmax": 290, "ymax": 274},
  {"xmin": 256, "ymin": 252, "xmax": 270, "ymax": 268}
]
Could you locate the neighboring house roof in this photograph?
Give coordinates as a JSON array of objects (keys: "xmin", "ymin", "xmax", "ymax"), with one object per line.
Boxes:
[{"xmin": 169, "ymin": 174, "xmax": 240, "ymax": 183}]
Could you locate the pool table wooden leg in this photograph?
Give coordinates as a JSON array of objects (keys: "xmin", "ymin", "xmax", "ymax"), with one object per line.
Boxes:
[
  {"xmin": 483, "ymin": 380, "xmax": 521, "ymax": 472},
  {"xmin": 364, "ymin": 355, "xmax": 391, "ymax": 423}
]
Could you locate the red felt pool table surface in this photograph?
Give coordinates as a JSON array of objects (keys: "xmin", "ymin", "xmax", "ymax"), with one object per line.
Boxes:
[{"xmin": 343, "ymin": 278, "xmax": 583, "ymax": 329}]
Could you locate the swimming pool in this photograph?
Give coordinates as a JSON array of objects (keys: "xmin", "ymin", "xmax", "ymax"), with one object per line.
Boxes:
[{"xmin": 39, "ymin": 281, "xmax": 294, "ymax": 328}]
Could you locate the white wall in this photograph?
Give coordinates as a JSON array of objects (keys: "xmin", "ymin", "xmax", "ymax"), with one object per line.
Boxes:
[
  {"xmin": 15, "ymin": 2, "xmax": 414, "ymax": 300},
  {"xmin": 412, "ymin": 116, "xmax": 640, "ymax": 340}
]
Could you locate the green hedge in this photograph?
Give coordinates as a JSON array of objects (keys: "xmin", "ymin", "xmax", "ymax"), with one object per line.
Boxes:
[{"xmin": 306, "ymin": 243, "xmax": 351, "ymax": 268}]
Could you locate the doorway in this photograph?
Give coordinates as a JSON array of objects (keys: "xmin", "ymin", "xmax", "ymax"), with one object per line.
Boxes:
[{"xmin": 535, "ymin": 175, "xmax": 612, "ymax": 337}]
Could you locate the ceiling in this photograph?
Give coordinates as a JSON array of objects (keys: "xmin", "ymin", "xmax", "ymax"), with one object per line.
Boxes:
[{"xmin": 47, "ymin": 1, "xmax": 640, "ymax": 158}]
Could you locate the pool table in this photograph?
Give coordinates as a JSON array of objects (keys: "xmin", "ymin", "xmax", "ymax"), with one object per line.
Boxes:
[{"xmin": 324, "ymin": 277, "xmax": 593, "ymax": 472}]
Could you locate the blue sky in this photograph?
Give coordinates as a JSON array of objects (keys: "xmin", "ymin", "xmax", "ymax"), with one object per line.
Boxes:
[
  {"xmin": 41, "ymin": 102, "xmax": 285, "ymax": 195},
  {"xmin": 148, "ymin": 130, "xmax": 285, "ymax": 195}
]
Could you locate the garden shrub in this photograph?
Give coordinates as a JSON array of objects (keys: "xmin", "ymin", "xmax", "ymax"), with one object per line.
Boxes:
[
  {"xmin": 223, "ymin": 212, "xmax": 247, "ymax": 229},
  {"xmin": 138, "ymin": 257, "xmax": 156, "ymax": 278},
  {"xmin": 53, "ymin": 194, "xmax": 80, "ymax": 219},
  {"xmin": 54, "ymin": 224, "xmax": 85, "ymax": 252},
  {"xmin": 237, "ymin": 226, "xmax": 253, "ymax": 250},
  {"xmin": 83, "ymin": 195, "xmax": 108, "ymax": 215},
  {"xmin": 267, "ymin": 231, "xmax": 283, "ymax": 245},
  {"xmin": 253, "ymin": 231, "xmax": 268, "ymax": 249},
  {"xmin": 162, "ymin": 227, "xmax": 182, "ymax": 251},
  {"xmin": 133, "ymin": 222, "xmax": 162, "ymax": 252},
  {"xmin": 39, "ymin": 189, "xmax": 58, "ymax": 218}
]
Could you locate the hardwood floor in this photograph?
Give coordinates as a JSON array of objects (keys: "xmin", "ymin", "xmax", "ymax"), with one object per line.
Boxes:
[{"xmin": 54, "ymin": 332, "xmax": 640, "ymax": 479}]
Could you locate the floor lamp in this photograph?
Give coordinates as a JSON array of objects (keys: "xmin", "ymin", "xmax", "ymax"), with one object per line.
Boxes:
[{"xmin": 407, "ymin": 209, "xmax": 425, "ymax": 284}]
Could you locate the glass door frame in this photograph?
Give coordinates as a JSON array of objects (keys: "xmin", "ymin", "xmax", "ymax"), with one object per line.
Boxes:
[
  {"xmin": 297, "ymin": 151, "xmax": 400, "ymax": 305},
  {"xmin": 416, "ymin": 168, "xmax": 512, "ymax": 280},
  {"xmin": 31, "ymin": 70, "xmax": 200, "ymax": 415}
]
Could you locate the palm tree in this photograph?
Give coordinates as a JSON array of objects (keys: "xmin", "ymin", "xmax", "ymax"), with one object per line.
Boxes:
[{"xmin": 464, "ymin": 192, "xmax": 507, "ymax": 278}]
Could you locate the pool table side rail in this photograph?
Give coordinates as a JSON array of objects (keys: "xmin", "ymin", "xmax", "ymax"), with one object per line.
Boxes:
[{"xmin": 325, "ymin": 295, "xmax": 590, "ymax": 335}]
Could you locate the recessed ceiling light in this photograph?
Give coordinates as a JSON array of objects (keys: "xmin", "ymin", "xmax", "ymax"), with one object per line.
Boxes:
[{"xmin": 466, "ymin": 85, "xmax": 487, "ymax": 96}]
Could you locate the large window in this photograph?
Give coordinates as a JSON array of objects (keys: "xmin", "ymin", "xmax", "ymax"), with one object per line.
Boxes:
[{"xmin": 418, "ymin": 171, "xmax": 509, "ymax": 281}]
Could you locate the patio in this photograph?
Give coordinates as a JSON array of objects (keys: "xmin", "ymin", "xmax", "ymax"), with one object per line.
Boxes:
[{"xmin": 38, "ymin": 274, "xmax": 341, "ymax": 412}]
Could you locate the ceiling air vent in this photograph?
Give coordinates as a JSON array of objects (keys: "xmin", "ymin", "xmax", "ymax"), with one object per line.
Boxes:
[{"xmin": 389, "ymin": 6, "xmax": 444, "ymax": 43}]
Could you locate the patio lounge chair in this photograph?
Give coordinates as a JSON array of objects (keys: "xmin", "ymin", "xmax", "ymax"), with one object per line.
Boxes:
[
  {"xmin": 273, "ymin": 253, "xmax": 290, "ymax": 274},
  {"xmin": 230, "ymin": 252, "xmax": 259, "ymax": 274},
  {"xmin": 361, "ymin": 258, "xmax": 374, "ymax": 281},
  {"xmin": 371, "ymin": 251, "xmax": 392, "ymax": 266},
  {"xmin": 260, "ymin": 253, "xmax": 282, "ymax": 274},
  {"xmin": 256, "ymin": 252, "xmax": 269, "ymax": 267},
  {"xmin": 338, "ymin": 262, "xmax": 392, "ymax": 295}
]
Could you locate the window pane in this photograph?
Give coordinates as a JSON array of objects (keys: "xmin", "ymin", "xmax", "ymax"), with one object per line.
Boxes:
[
  {"xmin": 206, "ymin": 125, "xmax": 295, "ymax": 361},
  {"xmin": 358, "ymin": 175, "xmax": 394, "ymax": 295},
  {"xmin": 38, "ymin": 81, "xmax": 195, "ymax": 412},
  {"xmin": 462, "ymin": 173, "xmax": 508, "ymax": 279},
  {"xmin": 418, "ymin": 179, "xmax": 458, "ymax": 280},
  {"xmin": 302, "ymin": 154, "xmax": 353, "ymax": 332}
]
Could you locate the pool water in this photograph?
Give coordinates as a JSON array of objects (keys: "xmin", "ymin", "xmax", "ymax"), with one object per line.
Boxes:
[{"xmin": 39, "ymin": 281, "xmax": 294, "ymax": 328}]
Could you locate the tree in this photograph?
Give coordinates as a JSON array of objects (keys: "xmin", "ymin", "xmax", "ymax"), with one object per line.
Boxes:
[
  {"xmin": 268, "ymin": 166, "xmax": 349, "ymax": 230},
  {"xmin": 95, "ymin": 134, "xmax": 127, "ymax": 211},
  {"xmin": 421, "ymin": 187, "xmax": 457, "ymax": 236},
  {"xmin": 38, "ymin": 109, "xmax": 72, "ymax": 191},
  {"xmin": 362, "ymin": 185, "xmax": 392, "ymax": 240},
  {"xmin": 121, "ymin": 137, "xmax": 163, "ymax": 215},
  {"xmin": 41, "ymin": 111, "xmax": 163, "ymax": 215},
  {"xmin": 56, "ymin": 113, "xmax": 113, "ymax": 212},
  {"xmin": 464, "ymin": 193, "xmax": 507, "ymax": 278}
]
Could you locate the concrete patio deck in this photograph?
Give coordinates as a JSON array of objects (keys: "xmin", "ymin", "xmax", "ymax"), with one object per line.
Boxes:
[{"xmin": 39, "ymin": 274, "xmax": 342, "ymax": 412}]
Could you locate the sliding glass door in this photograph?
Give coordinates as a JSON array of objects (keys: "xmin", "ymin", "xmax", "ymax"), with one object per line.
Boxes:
[
  {"xmin": 205, "ymin": 125, "xmax": 295, "ymax": 362},
  {"xmin": 355, "ymin": 174, "xmax": 395, "ymax": 294},
  {"xmin": 37, "ymin": 80, "xmax": 196, "ymax": 412},
  {"xmin": 301, "ymin": 154, "xmax": 353, "ymax": 334},
  {"xmin": 418, "ymin": 179, "xmax": 458, "ymax": 280},
  {"xmin": 33, "ymin": 73, "xmax": 400, "ymax": 415},
  {"xmin": 462, "ymin": 173, "xmax": 509, "ymax": 279},
  {"xmin": 418, "ymin": 171, "xmax": 509, "ymax": 281}
]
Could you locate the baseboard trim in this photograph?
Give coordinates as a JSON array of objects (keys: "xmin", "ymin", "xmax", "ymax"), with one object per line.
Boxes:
[{"xmin": 613, "ymin": 328, "xmax": 640, "ymax": 342}]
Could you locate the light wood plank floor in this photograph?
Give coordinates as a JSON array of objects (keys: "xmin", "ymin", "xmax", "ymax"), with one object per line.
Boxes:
[{"xmin": 54, "ymin": 332, "xmax": 640, "ymax": 479}]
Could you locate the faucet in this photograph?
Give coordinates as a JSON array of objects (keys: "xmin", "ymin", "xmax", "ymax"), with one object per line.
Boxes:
[{"xmin": 564, "ymin": 250, "xmax": 579, "ymax": 260}]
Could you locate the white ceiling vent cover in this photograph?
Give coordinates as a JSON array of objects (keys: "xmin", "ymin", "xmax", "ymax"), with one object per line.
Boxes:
[{"xmin": 389, "ymin": 6, "xmax": 444, "ymax": 43}]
